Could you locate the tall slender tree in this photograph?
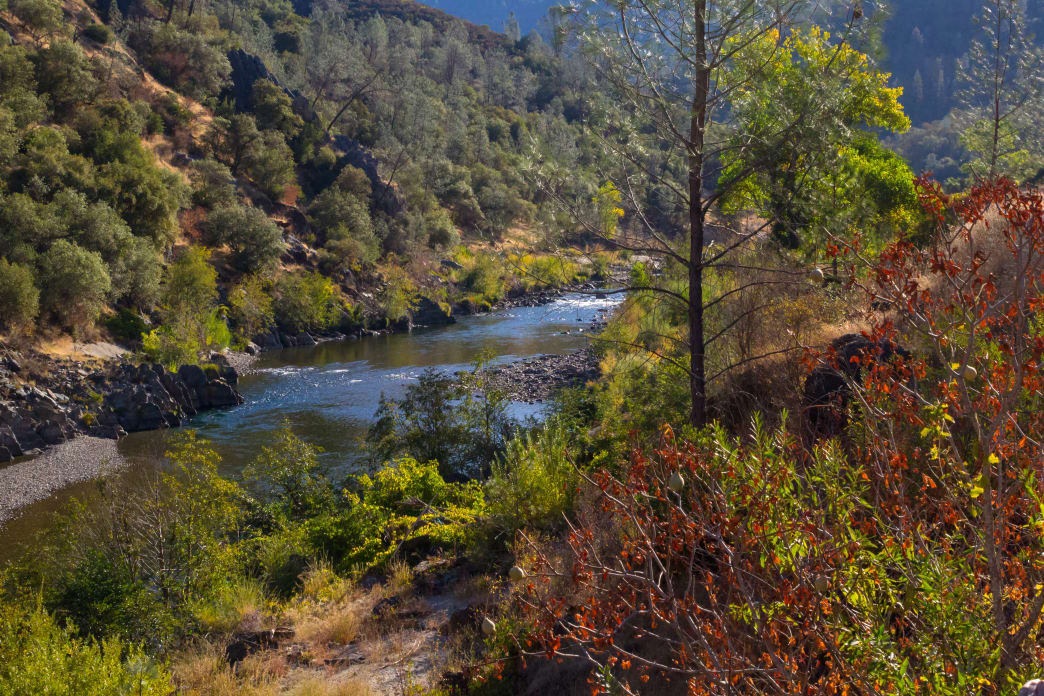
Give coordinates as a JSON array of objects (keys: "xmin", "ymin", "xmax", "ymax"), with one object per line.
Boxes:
[
  {"xmin": 534, "ymin": 0, "xmax": 897, "ymax": 427},
  {"xmin": 956, "ymin": 0, "xmax": 1044, "ymax": 181}
]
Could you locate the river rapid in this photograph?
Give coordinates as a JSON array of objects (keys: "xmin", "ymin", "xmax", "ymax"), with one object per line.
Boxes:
[{"xmin": 0, "ymin": 293, "xmax": 619, "ymax": 561}]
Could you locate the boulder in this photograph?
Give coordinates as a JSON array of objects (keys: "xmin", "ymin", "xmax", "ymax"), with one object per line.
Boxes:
[
  {"xmin": 254, "ymin": 331, "xmax": 282, "ymax": 351},
  {"xmin": 802, "ymin": 334, "xmax": 910, "ymax": 443},
  {"xmin": 177, "ymin": 364, "xmax": 208, "ymax": 390},
  {"xmin": 202, "ymin": 379, "xmax": 243, "ymax": 409},
  {"xmin": 296, "ymin": 332, "xmax": 317, "ymax": 347},
  {"xmin": 0, "ymin": 424, "xmax": 22, "ymax": 459}
]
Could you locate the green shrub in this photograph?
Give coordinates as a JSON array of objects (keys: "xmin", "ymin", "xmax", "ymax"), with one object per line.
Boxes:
[
  {"xmin": 45, "ymin": 550, "xmax": 172, "ymax": 647},
  {"xmin": 104, "ymin": 307, "xmax": 148, "ymax": 346},
  {"xmin": 273, "ymin": 271, "xmax": 336, "ymax": 333},
  {"xmin": 187, "ymin": 577, "xmax": 266, "ymax": 634},
  {"xmin": 460, "ymin": 251, "xmax": 507, "ymax": 304},
  {"xmin": 0, "ymin": 600, "xmax": 174, "ymax": 695},
  {"xmin": 243, "ymin": 130, "xmax": 296, "ymax": 201},
  {"xmin": 143, "ymin": 247, "xmax": 229, "ymax": 367},
  {"xmin": 304, "ymin": 457, "xmax": 485, "ymax": 572},
  {"xmin": 9, "ymin": 0, "xmax": 63, "ymax": 39},
  {"xmin": 244, "ymin": 424, "xmax": 333, "ymax": 521},
  {"xmin": 379, "ymin": 265, "xmax": 418, "ymax": 324},
  {"xmin": 190, "ymin": 158, "xmax": 238, "ymax": 210},
  {"xmin": 37, "ymin": 240, "xmax": 111, "ymax": 334},
  {"xmin": 82, "ymin": 23, "xmax": 113, "ymax": 44},
  {"xmin": 486, "ymin": 420, "xmax": 578, "ymax": 535},
  {"xmin": 203, "ymin": 205, "xmax": 285, "ymax": 273},
  {"xmin": 0, "ymin": 258, "xmax": 39, "ymax": 331},
  {"xmin": 227, "ymin": 274, "xmax": 274, "ymax": 342}
]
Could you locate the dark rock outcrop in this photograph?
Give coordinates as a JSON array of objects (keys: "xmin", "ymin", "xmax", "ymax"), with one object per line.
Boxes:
[
  {"xmin": 226, "ymin": 49, "xmax": 311, "ymax": 118},
  {"xmin": 0, "ymin": 350, "xmax": 244, "ymax": 462},
  {"xmin": 802, "ymin": 333, "xmax": 910, "ymax": 443},
  {"xmin": 410, "ymin": 297, "xmax": 455, "ymax": 328}
]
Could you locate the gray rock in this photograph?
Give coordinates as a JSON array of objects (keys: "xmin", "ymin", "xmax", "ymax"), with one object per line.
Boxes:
[
  {"xmin": 1020, "ymin": 680, "xmax": 1044, "ymax": 696},
  {"xmin": 296, "ymin": 332, "xmax": 317, "ymax": 347},
  {"xmin": 177, "ymin": 364, "xmax": 207, "ymax": 390},
  {"xmin": 203, "ymin": 380, "xmax": 242, "ymax": 408}
]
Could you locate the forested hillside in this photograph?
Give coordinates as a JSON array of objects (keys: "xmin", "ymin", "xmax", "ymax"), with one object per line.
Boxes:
[
  {"xmin": 6, "ymin": 0, "xmax": 1044, "ymax": 694},
  {"xmin": 0, "ymin": 0, "xmax": 608, "ymax": 362}
]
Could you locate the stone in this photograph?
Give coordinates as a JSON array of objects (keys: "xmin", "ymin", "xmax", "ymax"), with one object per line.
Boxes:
[
  {"xmin": 177, "ymin": 364, "xmax": 207, "ymax": 390},
  {"xmin": 411, "ymin": 297, "xmax": 455, "ymax": 327},
  {"xmin": 203, "ymin": 380, "xmax": 243, "ymax": 408},
  {"xmin": 1020, "ymin": 681, "xmax": 1044, "ymax": 696},
  {"xmin": 296, "ymin": 332, "xmax": 317, "ymax": 347},
  {"xmin": 38, "ymin": 421, "xmax": 68, "ymax": 446}
]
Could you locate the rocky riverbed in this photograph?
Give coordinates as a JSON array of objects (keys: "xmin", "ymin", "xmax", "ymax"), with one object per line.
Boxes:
[
  {"xmin": 482, "ymin": 348, "xmax": 601, "ymax": 403},
  {"xmin": 0, "ymin": 348, "xmax": 243, "ymax": 464}
]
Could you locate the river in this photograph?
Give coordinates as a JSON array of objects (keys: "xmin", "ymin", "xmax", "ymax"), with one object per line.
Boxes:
[{"xmin": 0, "ymin": 293, "xmax": 618, "ymax": 561}]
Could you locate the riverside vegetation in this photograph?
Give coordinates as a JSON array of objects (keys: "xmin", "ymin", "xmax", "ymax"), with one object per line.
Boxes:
[{"xmin": 5, "ymin": 0, "xmax": 1044, "ymax": 695}]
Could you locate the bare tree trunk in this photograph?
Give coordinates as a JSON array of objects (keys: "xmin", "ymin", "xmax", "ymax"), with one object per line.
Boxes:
[{"xmin": 688, "ymin": 0, "xmax": 709, "ymax": 428}]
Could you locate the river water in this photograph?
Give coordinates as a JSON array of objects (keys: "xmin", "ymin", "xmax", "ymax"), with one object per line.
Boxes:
[{"xmin": 0, "ymin": 293, "xmax": 618, "ymax": 560}]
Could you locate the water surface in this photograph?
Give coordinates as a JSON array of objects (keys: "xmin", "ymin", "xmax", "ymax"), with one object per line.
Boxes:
[{"xmin": 0, "ymin": 293, "xmax": 617, "ymax": 559}]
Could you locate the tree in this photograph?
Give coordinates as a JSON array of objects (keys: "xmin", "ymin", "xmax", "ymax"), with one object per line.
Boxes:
[
  {"xmin": 31, "ymin": 41, "xmax": 96, "ymax": 117},
  {"xmin": 251, "ymin": 79, "xmax": 303, "ymax": 140},
  {"xmin": 203, "ymin": 205, "xmax": 285, "ymax": 273},
  {"xmin": 536, "ymin": 1, "xmax": 889, "ymax": 427},
  {"xmin": 190, "ymin": 158, "xmax": 238, "ymax": 209},
  {"xmin": 504, "ymin": 12, "xmax": 521, "ymax": 43},
  {"xmin": 719, "ymin": 27, "xmax": 911, "ymax": 251},
  {"xmin": 207, "ymin": 114, "xmax": 260, "ymax": 175},
  {"xmin": 144, "ymin": 246, "xmax": 228, "ymax": 367},
  {"xmin": 8, "ymin": 0, "xmax": 63, "ymax": 41},
  {"xmin": 273, "ymin": 270, "xmax": 336, "ymax": 333},
  {"xmin": 227, "ymin": 274, "xmax": 273, "ymax": 341},
  {"xmin": 37, "ymin": 240, "xmax": 111, "ymax": 334},
  {"xmin": 242, "ymin": 130, "xmax": 296, "ymax": 202},
  {"xmin": 139, "ymin": 23, "xmax": 231, "ymax": 99},
  {"xmin": 96, "ymin": 161, "xmax": 187, "ymax": 249},
  {"xmin": 956, "ymin": 0, "xmax": 1044, "ymax": 181},
  {"xmin": 0, "ymin": 258, "xmax": 39, "ymax": 331}
]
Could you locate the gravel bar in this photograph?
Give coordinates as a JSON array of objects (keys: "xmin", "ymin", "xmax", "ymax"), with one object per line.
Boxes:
[{"xmin": 0, "ymin": 437, "xmax": 125, "ymax": 523}]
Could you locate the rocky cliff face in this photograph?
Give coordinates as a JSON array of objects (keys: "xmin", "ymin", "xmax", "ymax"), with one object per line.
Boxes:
[{"xmin": 0, "ymin": 353, "xmax": 243, "ymax": 463}]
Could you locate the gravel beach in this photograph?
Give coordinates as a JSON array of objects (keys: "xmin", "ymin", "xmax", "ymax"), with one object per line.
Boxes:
[{"xmin": 0, "ymin": 437, "xmax": 125, "ymax": 523}]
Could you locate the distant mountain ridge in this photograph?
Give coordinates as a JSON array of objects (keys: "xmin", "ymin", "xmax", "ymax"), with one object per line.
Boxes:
[{"xmin": 292, "ymin": 0, "xmax": 513, "ymax": 49}]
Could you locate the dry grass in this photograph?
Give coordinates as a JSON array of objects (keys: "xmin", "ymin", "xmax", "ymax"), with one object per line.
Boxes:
[
  {"xmin": 386, "ymin": 559, "xmax": 414, "ymax": 597},
  {"xmin": 299, "ymin": 561, "xmax": 355, "ymax": 604},
  {"xmin": 285, "ymin": 675, "xmax": 376, "ymax": 696},
  {"xmin": 172, "ymin": 643, "xmax": 285, "ymax": 696},
  {"xmin": 294, "ymin": 600, "xmax": 363, "ymax": 646}
]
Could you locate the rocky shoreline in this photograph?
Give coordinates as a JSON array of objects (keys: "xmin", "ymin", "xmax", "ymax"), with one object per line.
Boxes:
[
  {"xmin": 0, "ymin": 350, "xmax": 243, "ymax": 464},
  {"xmin": 482, "ymin": 348, "xmax": 602, "ymax": 404}
]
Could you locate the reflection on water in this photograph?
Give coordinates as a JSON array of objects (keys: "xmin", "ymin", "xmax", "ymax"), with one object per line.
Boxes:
[{"xmin": 0, "ymin": 294, "xmax": 619, "ymax": 559}]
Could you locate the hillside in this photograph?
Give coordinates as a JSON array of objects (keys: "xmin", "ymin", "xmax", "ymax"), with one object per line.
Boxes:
[{"xmin": 0, "ymin": 0, "xmax": 609, "ymax": 365}]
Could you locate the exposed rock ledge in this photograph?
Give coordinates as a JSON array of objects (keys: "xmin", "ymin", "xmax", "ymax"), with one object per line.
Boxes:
[{"xmin": 0, "ymin": 352, "xmax": 244, "ymax": 464}]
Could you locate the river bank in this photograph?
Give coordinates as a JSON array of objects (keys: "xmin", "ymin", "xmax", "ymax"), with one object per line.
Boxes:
[
  {"xmin": 0, "ymin": 437, "xmax": 125, "ymax": 523},
  {"xmin": 0, "ymin": 291, "xmax": 620, "ymax": 539}
]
